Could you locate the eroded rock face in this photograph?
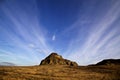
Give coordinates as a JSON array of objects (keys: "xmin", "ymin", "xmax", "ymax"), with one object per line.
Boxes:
[{"xmin": 40, "ymin": 53, "xmax": 78, "ymax": 66}]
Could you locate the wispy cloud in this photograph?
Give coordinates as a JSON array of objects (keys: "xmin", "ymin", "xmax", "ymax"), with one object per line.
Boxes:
[
  {"xmin": 28, "ymin": 43, "xmax": 35, "ymax": 48},
  {"xmin": 52, "ymin": 34, "xmax": 56, "ymax": 41},
  {"xmin": 0, "ymin": 0, "xmax": 53, "ymax": 65},
  {"xmin": 63, "ymin": 1, "xmax": 120, "ymax": 65},
  {"xmin": 0, "ymin": 0, "xmax": 120, "ymax": 66}
]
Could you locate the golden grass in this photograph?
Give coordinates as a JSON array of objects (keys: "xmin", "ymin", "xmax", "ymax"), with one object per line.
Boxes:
[{"xmin": 0, "ymin": 65, "xmax": 120, "ymax": 80}]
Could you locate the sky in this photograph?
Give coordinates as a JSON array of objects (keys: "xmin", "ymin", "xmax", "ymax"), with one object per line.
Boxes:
[{"xmin": 0, "ymin": 0, "xmax": 120, "ymax": 66}]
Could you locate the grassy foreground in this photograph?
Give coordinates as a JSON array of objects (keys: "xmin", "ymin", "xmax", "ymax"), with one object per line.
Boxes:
[{"xmin": 0, "ymin": 65, "xmax": 120, "ymax": 80}]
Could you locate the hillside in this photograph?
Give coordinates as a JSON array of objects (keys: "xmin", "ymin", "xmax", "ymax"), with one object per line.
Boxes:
[
  {"xmin": 0, "ymin": 54, "xmax": 120, "ymax": 80},
  {"xmin": 96, "ymin": 59, "xmax": 120, "ymax": 66},
  {"xmin": 0, "ymin": 62, "xmax": 16, "ymax": 66}
]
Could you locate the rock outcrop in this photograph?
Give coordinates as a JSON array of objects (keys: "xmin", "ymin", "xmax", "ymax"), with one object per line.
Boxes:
[
  {"xmin": 96, "ymin": 59, "xmax": 120, "ymax": 66},
  {"xmin": 40, "ymin": 53, "xmax": 78, "ymax": 66}
]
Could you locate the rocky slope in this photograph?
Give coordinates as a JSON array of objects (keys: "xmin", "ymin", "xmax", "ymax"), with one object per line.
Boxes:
[
  {"xmin": 96, "ymin": 59, "xmax": 120, "ymax": 66},
  {"xmin": 40, "ymin": 53, "xmax": 78, "ymax": 66}
]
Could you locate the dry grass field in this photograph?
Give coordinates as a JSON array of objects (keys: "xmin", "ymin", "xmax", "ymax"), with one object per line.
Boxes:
[{"xmin": 0, "ymin": 65, "xmax": 120, "ymax": 80}]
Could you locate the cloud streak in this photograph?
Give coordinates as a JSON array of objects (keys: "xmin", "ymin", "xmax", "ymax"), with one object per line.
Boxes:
[
  {"xmin": 52, "ymin": 34, "xmax": 56, "ymax": 41},
  {"xmin": 0, "ymin": 0, "xmax": 120, "ymax": 66},
  {"xmin": 63, "ymin": 0, "xmax": 120, "ymax": 65},
  {"xmin": 0, "ymin": 0, "xmax": 53, "ymax": 65}
]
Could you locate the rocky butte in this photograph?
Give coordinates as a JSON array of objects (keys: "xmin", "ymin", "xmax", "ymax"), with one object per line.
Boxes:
[{"xmin": 40, "ymin": 52, "xmax": 78, "ymax": 66}]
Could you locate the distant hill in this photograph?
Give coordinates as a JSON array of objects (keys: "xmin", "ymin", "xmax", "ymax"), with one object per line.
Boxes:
[
  {"xmin": 0, "ymin": 62, "xmax": 16, "ymax": 66},
  {"xmin": 40, "ymin": 53, "xmax": 78, "ymax": 66},
  {"xmin": 95, "ymin": 59, "xmax": 120, "ymax": 66}
]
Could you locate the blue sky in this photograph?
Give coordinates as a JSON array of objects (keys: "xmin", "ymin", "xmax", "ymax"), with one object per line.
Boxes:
[{"xmin": 0, "ymin": 0, "xmax": 120, "ymax": 66}]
